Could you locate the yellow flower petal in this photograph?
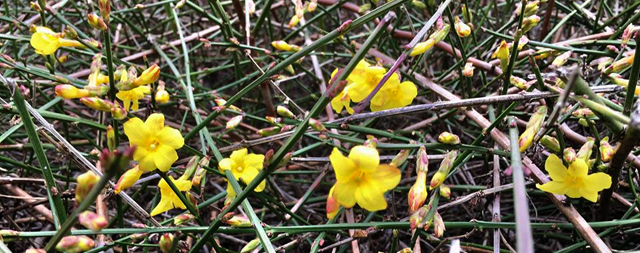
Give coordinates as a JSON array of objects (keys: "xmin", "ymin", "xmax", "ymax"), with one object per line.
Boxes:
[
  {"xmin": 349, "ymin": 146, "xmax": 379, "ymax": 172},
  {"xmin": 367, "ymin": 164, "xmax": 401, "ymax": 192},
  {"xmin": 240, "ymin": 167, "xmax": 266, "ymax": 192},
  {"xmin": 157, "ymin": 127, "xmax": 184, "ymax": 149},
  {"xmin": 133, "ymin": 147, "xmax": 149, "ymax": 161},
  {"xmin": 139, "ymin": 153, "xmax": 157, "ymax": 172},
  {"xmin": 355, "ymin": 181, "xmax": 387, "ymax": 211},
  {"xmin": 329, "ymin": 148, "xmax": 356, "ymax": 182},
  {"xmin": 231, "ymin": 148, "xmax": 249, "ymax": 165},
  {"xmin": 544, "ymin": 154, "xmax": 568, "ymax": 181},
  {"xmin": 150, "ymin": 196, "xmax": 174, "ymax": 216},
  {"xmin": 226, "ymin": 183, "xmax": 236, "ymax": 198},
  {"xmin": 173, "ymin": 178, "xmax": 193, "ymax": 191},
  {"xmin": 583, "ymin": 172, "xmax": 612, "ymax": 192},
  {"xmin": 243, "ymin": 153, "xmax": 265, "ymax": 171},
  {"xmin": 171, "ymin": 194, "xmax": 187, "ymax": 209},
  {"xmin": 124, "ymin": 117, "xmax": 151, "ymax": 147},
  {"xmin": 154, "ymin": 145, "xmax": 179, "ymax": 172},
  {"xmin": 333, "ymin": 181, "xmax": 357, "ymax": 208},
  {"xmin": 397, "ymin": 81, "xmax": 418, "ymax": 106},
  {"xmin": 219, "ymin": 158, "xmax": 236, "ymax": 171},
  {"xmin": 145, "ymin": 113, "xmax": 165, "ymax": 134},
  {"xmin": 579, "ymin": 188, "xmax": 599, "ymax": 202},
  {"xmin": 568, "ymin": 159, "xmax": 588, "ymax": 177},
  {"xmin": 30, "ymin": 31, "xmax": 60, "ymax": 55},
  {"xmin": 536, "ymin": 181, "xmax": 567, "ymax": 195}
]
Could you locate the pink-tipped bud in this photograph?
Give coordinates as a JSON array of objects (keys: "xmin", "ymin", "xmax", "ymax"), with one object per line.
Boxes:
[
  {"xmin": 277, "ymin": 105, "xmax": 295, "ymax": 119},
  {"xmin": 438, "ymin": 132, "xmax": 460, "ymax": 145},
  {"xmin": 110, "ymin": 101, "xmax": 128, "ymax": 120},
  {"xmin": 55, "ymin": 85, "xmax": 91, "ymax": 99},
  {"xmin": 226, "ymin": 115, "xmax": 244, "ymax": 130},
  {"xmin": 390, "ymin": 149, "xmax": 410, "ymax": 167},
  {"xmin": 307, "ymin": 0, "xmax": 318, "ymax": 12},
  {"xmin": 454, "ymin": 16, "xmax": 471, "ymax": 38},
  {"xmin": 159, "ymin": 233, "xmax": 174, "ymax": 253},
  {"xmin": 416, "ymin": 146, "xmax": 429, "ymax": 172},
  {"xmin": 577, "ymin": 137, "xmax": 595, "ymax": 161},
  {"xmin": 225, "ymin": 214, "xmax": 251, "ymax": 227},
  {"xmin": 433, "ymin": 211, "xmax": 445, "ymax": 238},
  {"xmin": 622, "ymin": 24, "xmax": 636, "ymax": 47},
  {"xmin": 429, "ymin": 171, "xmax": 446, "ymax": 190},
  {"xmin": 599, "ymin": 137, "xmax": 616, "ymax": 163},
  {"xmin": 56, "ymin": 236, "xmax": 95, "ymax": 253},
  {"xmin": 87, "ymin": 13, "xmax": 107, "ymax": 30},
  {"xmin": 522, "ymin": 15, "xmax": 540, "ymax": 33},
  {"xmin": 572, "ymin": 108, "xmax": 595, "ymax": 118},
  {"xmin": 563, "ymin": 148, "xmax": 577, "ymax": 164},
  {"xmin": 430, "ymin": 150, "xmax": 457, "ymax": 189},
  {"xmin": 114, "ymin": 166, "xmax": 143, "ymax": 194},
  {"xmin": 462, "ymin": 62, "xmax": 474, "ymax": 77},
  {"xmin": 174, "ymin": 213, "xmax": 195, "ymax": 226},
  {"xmin": 552, "ymin": 51, "xmax": 572, "ymax": 68},
  {"xmin": 439, "ymin": 184, "xmax": 451, "ymax": 199},
  {"xmin": 258, "ymin": 126, "xmax": 281, "ymax": 137},
  {"xmin": 309, "ymin": 118, "xmax": 327, "ymax": 132},
  {"xmin": 540, "ymin": 135, "xmax": 561, "ymax": 153},
  {"xmin": 241, "ymin": 238, "xmax": 261, "ymax": 253},
  {"xmin": 98, "ymin": 0, "xmax": 110, "ymax": 23},
  {"xmin": 604, "ymin": 55, "xmax": 634, "ymax": 74},
  {"xmin": 410, "ymin": 206, "xmax": 428, "ymax": 229},
  {"xmin": 106, "ymin": 125, "xmax": 115, "ymax": 151},
  {"xmin": 288, "ymin": 15, "xmax": 300, "ymax": 28},
  {"xmin": 510, "ymin": 76, "xmax": 530, "ymax": 90},
  {"xmin": 76, "ymin": 171, "xmax": 99, "ymax": 205},
  {"xmin": 80, "ymin": 97, "xmax": 114, "ymax": 112},
  {"xmin": 408, "ymin": 171, "xmax": 428, "ymax": 212},
  {"xmin": 326, "ymin": 185, "xmax": 340, "ymax": 219},
  {"xmin": 518, "ymin": 127, "xmax": 535, "ymax": 153},
  {"xmin": 79, "ymin": 211, "xmax": 108, "ymax": 232}
]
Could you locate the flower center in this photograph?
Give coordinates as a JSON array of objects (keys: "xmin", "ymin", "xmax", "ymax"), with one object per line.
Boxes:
[
  {"xmin": 352, "ymin": 171, "xmax": 366, "ymax": 185},
  {"xmin": 149, "ymin": 140, "xmax": 160, "ymax": 151},
  {"xmin": 237, "ymin": 166, "xmax": 244, "ymax": 172},
  {"xmin": 567, "ymin": 175, "xmax": 583, "ymax": 187}
]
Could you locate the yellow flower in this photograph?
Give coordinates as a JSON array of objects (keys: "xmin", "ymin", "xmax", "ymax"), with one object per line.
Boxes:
[
  {"xmin": 329, "ymin": 146, "xmax": 400, "ymax": 211},
  {"xmin": 155, "ymin": 89, "xmax": 170, "ymax": 104},
  {"xmin": 55, "ymin": 85, "xmax": 91, "ymax": 99},
  {"xmin": 219, "ymin": 148, "xmax": 266, "ymax": 192},
  {"xmin": 151, "ymin": 175, "xmax": 192, "ymax": 216},
  {"xmin": 536, "ymin": 154, "xmax": 612, "ymax": 202},
  {"xmin": 133, "ymin": 64, "xmax": 161, "ymax": 87},
  {"xmin": 116, "ymin": 85, "xmax": 150, "ymax": 111},
  {"xmin": 30, "ymin": 26, "xmax": 82, "ymax": 55},
  {"xmin": 330, "ymin": 87, "xmax": 355, "ymax": 114},
  {"xmin": 123, "ymin": 113, "xmax": 185, "ymax": 172},
  {"xmin": 114, "ymin": 166, "xmax": 143, "ymax": 194},
  {"xmin": 370, "ymin": 81, "xmax": 417, "ymax": 111}
]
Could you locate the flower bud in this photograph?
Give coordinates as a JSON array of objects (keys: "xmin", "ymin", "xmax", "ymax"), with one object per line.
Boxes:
[
  {"xmin": 433, "ymin": 211, "xmax": 445, "ymax": 238},
  {"xmin": 307, "ymin": 0, "xmax": 317, "ymax": 12},
  {"xmin": 411, "ymin": 0, "xmax": 426, "ymax": 9},
  {"xmin": 396, "ymin": 248, "xmax": 413, "ymax": 253},
  {"xmin": 225, "ymin": 214, "xmax": 251, "ymax": 227},
  {"xmin": 226, "ymin": 115, "xmax": 244, "ymax": 130},
  {"xmin": 155, "ymin": 82, "xmax": 170, "ymax": 104},
  {"xmin": 510, "ymin": 76, "xmax": 529, "ymax": 90},
  {"xmin": 409, "ymin": 39, "xmax": 436, "ymax": 57},
  {"xmin": 159, "ymin": 233, "xmax": 174, "ymax": 253},
  {"xmin": 326, "ymin": 185, "xmax": 340, "ymax": 219},
  {"xmin": 133, "ymin": 64, "xmax": 160, "ymax": 86},
  {"xmin": 462, "ymin": 62, "xmax": 474, "ymax": 77},
  {"xmin": 599, "ymin": 137, "xmax": 616, "ymax": 163},
  {"xmin": 430, "ymin": 151, "xmax": 457, "ymax": 189},
  {"xmin": 439, "ymin": 184, "xmax": 451, "ymax": 199},
  {"xmin": 461, "ymin": 4, "xmax": 472, "ymax": 23},
  {"xmin": 0, "ymin": 230, "xmax": 18, "ymax": 242},
  {"xmin": 597, "ymin": 57, "xmax": 613, "ymax": 71},
  {"xmin": 30, "ymin": 2, "xmax": 42, "ymax": 11},
  {"xmin": 438, "ymin": 132, "xmax": 460, "ymax": 145},
  {"xmin": 416, "ymin": 146, "xmax": 429, "ymax": 172},
  {"xmin": 309, "ymin": 118, "xmax": 327, "ymax": 132},
  {"xmin": 288, "ymin": 15, "xmax": 300, "ymax": 28},
  {"xmin": 114, "ymin": 166, "xmax": 143, "ymax": 194},
  {"xmin": 577, "ymin": 137, "xmax": 595, "ymax": 161},
  {"xmin": 522, "ymin": 15, "xmax": 540, "ymax": 33},
  {"xmin": 99, "ymin": 0, "xmax": 110, "ymax": 23},
  {"xmin": 572, "ymin": 108, "xmax": 595, "ymax": 118},
  {"xmin": 527, "ymin": 106, "xmax": 547, "ymax": 131},
  {"xmin": 285, "ymin": 64, "xmax": 295, "ymax": 74},
  {"xmin": 604, "ymin": 54, "xmax": 634, "ymax": 74},
  {"xmin": 87, "ymin": 13, "xmax": 108, "ymax": 31},
  {"xmin": 80, "ymin": 97, "xmax": 114, "ymax": 112},
  {"xmin": 622, "ymin": 24, "xmax": 635, "ymax": 47},
  {"xmin": 410, "ymin": 206, "xmax": 428, "ymax": 229},
  {"xmin": 76, "ymin": 171, "xmax": 99, "ymax": 204},
  {"xmin": 55, "ymin": 85, "xmax": 91, "ymax": 99},
  {"xmin": 563, "ymin": 148, "xmax": 576, "ymax": 164},
  {"xmin": 192, "ymin": 156, "xmax": 210, "ymax": 188},
  {"xmin": 271, "ymin": 41, "xmax": 300, "ymax": 52},
  {"xmin": 408, "ymin": 171, "xmax": 428, "ymax": 212},
  {"xmin": 79, "ymin": 211, "xmax": 108, "ymax": 232},
  {"xmin": 258, "ymin": 126, "xmax": 281, "ymax": 136},
  {"xmin": 454, "ymin": 17, "xmax": 471, "ymax": 38},
  {"xmin": 515, "ymin": 0, "xmax": 539, "ymax": 17},
  {"xmin": 130, "ymin": 233, "xmax": 148, "ymax": 242},
  {"xmin": 106, "ymin": 125, "xmax": 115, "ymax": 151},
  {"xmin": 390, "ymin": 149, "xmax": 410, "ymax": 167},
  {"xmin": 551, "ymin": 51, "xmax": 572, "ymax": 68},
  {"xmin": 540, "ymin": 135, "xmax": 560, "ymax": 153},
  {"xmin": 110, "ymin": 101, "xmax": 128, "ymax": 120},
  {"xmin": 430, "ymin": 24, "xmax": 450, "ymax": 43},
  {"xmin": 174, "ymin": 213, "xmax": 195, "ymax": 225},
  {"xmin": 492, "ymin": 40, "xmax": 510, "ymax": 71},
  {"xmin": 56, "ymin": 236, "xmax": 95, "ymax": 253},
  {"xmin": 276, "ymin": 105, "xmax": 295, "ymax": 119}
]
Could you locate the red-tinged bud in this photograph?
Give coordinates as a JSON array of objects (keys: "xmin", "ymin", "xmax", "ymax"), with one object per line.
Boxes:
[
  {"xmin": 226, "ymin": 115, "xmax": 244, "ymax": 130},
  {"xmin": 258, "ymin": 126, "xmax": 281, "ymax": 137},
  {"xmin": 518, "ymin": 127, "xmax": 535, "ymax": 153},
  {"xmin": 241, "ymin": 238, "xmax": 261, "ymax": 253},
  {"xmin": 80, "ymin": 97, "xmax": 114, "ymax": 112},
  {"xmin": 438, "ymin": 132, "xmax": 460, "ymax": 145},
  {"xmin": 79, "ymin": 211, "xmax": 108, "ymax": 232},
  {"xmin": 76, "ymin": 171, "xmax": 99, "ymax": 204},
  {"xmin": 430, "ymin": 171, "xmax": 446, "ymax": 190},
  {"xmin": 410, "ymin": 205, "xmax": 429, "ymax": 229},
  {"xmin": 130, "ymin": 233, "xmax": 148, "ymax": 242},
  {"xmin": 416, "ymin": 146, "xmax": 429, "ymax": 172},
  {"xmin": 363, "ymin": 135, "xmax": 378, "ymax": 148},
  {"xmin": 225, "ymin": 214, "xmax": 251, "ymax": 227},
  {"xmin": 454, "ymin": 16, "xmax": 471, "ymax": 38},
  {"xmin": 277, "ymin": 152, "xmax": 293, "ymax": 168},
  {"xmin": 309, "ymin": 118, "xmax": 327, "ymax": 132},
  {"xmin": 551, "ymin": 51, "xmax": 572, "ymax": 68},
  {"xmin": 159, "ymin": 233, "xmax": 174, "ymax": 253},
  {"xmin": 25, "ymin": 248, "xmax": 45, "ymax": 253},
  {"xmin": 271, "ymin": 41, "xmax": 300, "ymax": 52},
  {"xmin": 563, "ymin": 148, "xmax": 576, "ymax": 164},
  {"xmin": 522, "ymin": 15, "xmax": 540, "ymax": 33},
  {"xmin": 114, "ymin": 166, "xmax": 143, "ymax": 194},
  {"xmin": 577, "ymin": 137, "xmax": 595, "ymax": 161},
  {"xmin": 110, "ymin": 101, "xmax": 128, "ymax": 120},
  {"xmin": 409, "ymin": 39, "xmax": 436, "ymax": 57},
  {"xmin": 527, "ymin": 106, "xmax": 547, "ymax": 131},
  {"xmin": 408, "ymin": 171, "xmax": 428, "ymax": 212},
  {"xmin": 87, "ymin": 13, "xmax": 107, "ymax": 31},
  {"xmin": 192, "ymin": 156, "xmax": 210, "ymax": 188},
  {"xmin": 174, "ymin": 213, "xmax": 195, "ymax": 225},
  {"xmin": 106, "ymin": 125, "xmax": 115, "ymax": 152},
  {"xmin": 433, "ymin": 211, "xmax": 445, "ymax": 238},
  {"xmin": 55, "ymin": 85, "xmax": 91, "ymax": 99},
  {"xmin": 56, "ymin": 236, "xmax": 95, "ymax": 253},
  {"xmin": 462, "ymin": 62, "xmax": 474, "ymax": 77},
  {"xmin": 326, "ymin": 185, "xmax": 340, "ymax": 219},
  {"xmin": 30, "ymin": 2, "xmax": 42, "ymax": 11},
  {"xmin": 607, "ymin": 45, "xmax": 620, "ymax": 53},
  {"xmin": 596, "ymin": 57, "xmax": 613, "ymax": 72},
  {"xmin": 279, "ymin": 125, "xmax": 294, "ymax": 132},
  {"xmin": 492, "ymin": 40, "xmax": 510, "ymax": 71},
  {"xmin": 540, "ymin": 135, "xmax": 560, "ymax": 153},
  {"xmin": 599, "ymin": 137, "xmax": 616, "ymax": 163},
  {"xmin": 98, "ymin": 0, "xmax": 110, "ymax": 23},
  {"xmin": 155, "ymin": 88, "xmax": 170, "ymax": 104},
  {"xmin": 390, "ymin": 149, "xmax": 410, "ymax": 167},
  {"xmin": 307, "ymin": 0, "xmax": 318, "ymax": 12},
  {"xmin": 186, "ymin": 192, "xmax": 198, "ymax": 210},
  {"xmin": 133, "ymin": 64, "xmax": 160, "ymax": 87},
  {"xmin": 510, "ymin": 76, "xmax": 530, "ymax": 90},
  {"xmin": 288, "ymin": 14, "xmax": 300, "ymax": 28},
  {"xmin": 439, "ymin": 184, "xmax": 451, "ymax": 199},
  {"xmin": 572, "ymin": 108, "xmax": 595, "ymax": 118},
  {"xmin": 622, "ymin": 24, "xmax": 636, "ymax": 48},
  {"xmin": 604, "ymin": 54, "xmax": 634, "ymax": 74},
  {"xmin": 264, "ymin": 149, "xmax": 275, "ymax": 166},
  {"xmin": 430, "ymin": 151, "xmax": 457, "ymax": 190}
]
